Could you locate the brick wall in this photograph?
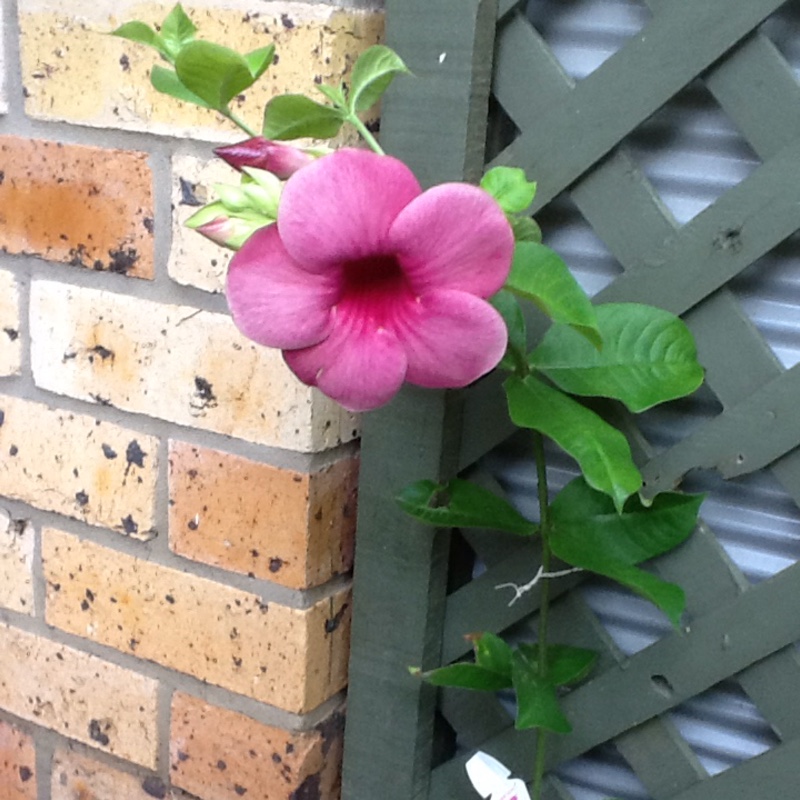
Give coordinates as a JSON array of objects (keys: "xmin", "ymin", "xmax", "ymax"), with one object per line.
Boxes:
[{"xmin": 0, "ymin": 1, "xmax": 381, "ymax": 797}]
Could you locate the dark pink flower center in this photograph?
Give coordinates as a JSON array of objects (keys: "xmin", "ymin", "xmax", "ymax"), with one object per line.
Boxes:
[{"xmin": 340, "ymin": 255, "xmax": 414, "ymax": 327}]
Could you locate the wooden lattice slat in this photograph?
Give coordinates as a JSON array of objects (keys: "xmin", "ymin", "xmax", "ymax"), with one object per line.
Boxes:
[
  {"xmin": 497, "ymin": 0, "xmax": 785, "ymax": 209},
  {"xmin": 339, "ymin": 4, "xmax": 498, "ymax": 799},
  {"xmin": 342, "ymin": 1, "xmax": 800, "ymax": 798},
  {"xmin": 643, "ymin": 366, "xmax": 800, "ymax": 493}
]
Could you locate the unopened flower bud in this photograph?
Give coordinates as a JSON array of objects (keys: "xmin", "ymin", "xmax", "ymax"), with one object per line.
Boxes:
[
  {"xmin": 213, "ymin": 183, "xmax": 253, "ymax": 213},
  {"xmin": 214, "ymin": 137, "xmax": 328, "ymax": 179},
  {"xmin": 185, "ymin": 201, "xmax": 273, "ymax": 251}
]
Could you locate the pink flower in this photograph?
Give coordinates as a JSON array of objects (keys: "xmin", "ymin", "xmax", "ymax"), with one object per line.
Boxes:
[
  {"xmin": 214, "ymin": 137, "xmax": 319, "ymax": 179},
  {"xmin": 226, "ymin": 149, "xmax": 514, "ymax": 411}
]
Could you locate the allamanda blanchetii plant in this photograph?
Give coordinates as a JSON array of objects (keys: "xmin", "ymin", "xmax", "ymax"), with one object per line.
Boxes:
[{"xmin": 113, "ymin": 7, "xmax": 705, "ymax": 797}]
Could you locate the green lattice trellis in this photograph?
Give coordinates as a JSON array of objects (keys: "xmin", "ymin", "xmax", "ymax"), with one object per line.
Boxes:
[{"xmin": 341, "ymin": 1, "xmax": 800, "ymax": 798}]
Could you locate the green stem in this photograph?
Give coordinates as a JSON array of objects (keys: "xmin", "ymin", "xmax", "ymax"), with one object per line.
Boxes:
[
  {"xmin": 532, "ymin": 431, "xmax": 552, "ymax": 800},
  {"xmin": 221, "ymin": 108, "xmax": 258, "ymax": 138},
  {"xmin": 347, "ymin": 113, "xmax": 386, "ymax": 155},
  {"xmin": 533, "ymin": 728, "xmax": 549, "ymax": 800},
  {"xmin": 509, "ymin": 345, "xmax": 530, "ymax": 379}
]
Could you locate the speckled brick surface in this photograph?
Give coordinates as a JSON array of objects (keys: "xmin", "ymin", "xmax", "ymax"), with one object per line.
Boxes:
[
  {"xmin": 0, "ymin": 269, "xmax": 22, "ymax": 376},
  {"xmin": 0, "ymin": 395, "xmax": 158, "ymax": 535},
  {"xmin": 19, "ymin": 0, "xmax": 383, "ymax": 142},
  {"xmin": 43, "ymin": 528, "xmax": 351, "ymax": 712},
  {"xmin": 0, "ymin": 137, "xmax": 154, "ymax": 277},
  {"xmin": 0, "ymin": 623, "xmax": 159, "ymax": 766},
  {"xmin": 1, "ymin": 0, "xmax": 373, "ymax": 792},
  {"xmin": 170, "ymin": 693, "xmax": 344, "ymax": 800},
  {"xmin": 0, "ymin": 509, "xmax": 35, "ymax": 614},
  {"xmin": 0, "ymin": 3, "xmax": 7, "ymax": 116},
  {"xmin": 0, "ymin": 721, "xmax": 37, "ymax": 800},
  {"xmin": 51, "ymin": 748, "xmax": 174, "ymax": 800},
  {"xmin": 169, "ymin": 154, "xmax": 235, "ymax": 294},
  {"xmin": 169, "ymin": 441, "xmax": 358, "ymax": 589},
  {"xmin": 30, "ymin": 281, "xmax": 359, "ymax": 452}
]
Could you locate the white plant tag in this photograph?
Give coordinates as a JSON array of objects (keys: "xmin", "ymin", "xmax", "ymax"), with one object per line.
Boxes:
[{"xmin": 465, "ymin": 752, "xmax": 532, "ymax": 800}]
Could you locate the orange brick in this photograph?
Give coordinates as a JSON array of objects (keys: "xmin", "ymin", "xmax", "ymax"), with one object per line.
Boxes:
[
  {"xmin": 52, "ymin": 748, "xmax": 174, "ymax": 800},
  {"xmin": 43, "ymin": 528, "xmax": 351, "ymax": 713},
  {"xmin": 0, "ymin": 137, "xmax": 153, "ymax": 277},
  {"xmin": 170, "ymin": 693, "xmax": 343, "ymax": 800},
  {"xmin": 30, "ymin": 281, "xmax": 358, "ymax": 452},
  {"xmin": 0, "ymin": 395, "xmax": 158, "ymax": 536},
  {"xmin": 0, "ymin": 721, "xmax": 36, "ymax": 800},
  {"xmin": 0, "ymin": 623, "xmax": 159, "ymax": 767},
  {"xmin": 169, "ymin": 442, "xmax": 357, "ymax": 590}
]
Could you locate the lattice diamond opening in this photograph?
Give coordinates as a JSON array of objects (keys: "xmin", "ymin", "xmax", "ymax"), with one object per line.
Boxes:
[
  {"xmin": 729, "ymin": 233, "xmax": 800, "ymax": 369},
  {"xmin": 761, "ymin": 2, "xmax": 800, "ymax": 81},
  {"xmin": 625, "ymin": 81, "xmax": 761, "ymax": 225},
  {"xmin": 556, "ymin": 742, "xmax": 651, "ymax": 800},
  {"xmin": 681, "ymin": 469, "xmax": 800, "ymax": 583},
  {"xmin": 669, "ymin": 680, "xmax": 780, "ymax": 776},
  {"xmin": 526, "ymin": 0, "xmax": 651, "ymax": 81},
  {"xmin": 537, "ymin": 194, "xmax": 623, "ymax": 296}
]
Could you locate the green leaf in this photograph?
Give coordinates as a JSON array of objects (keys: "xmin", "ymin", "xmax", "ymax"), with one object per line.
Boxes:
[
  {"xmin": 263, "ymin": 94, "xmax": 345, "ymax": 140},
  {"xmin": 160, "ymin": 4, "xmax": 196, "ymax": 59},
  {"xmin": 512, "ymin": 650, "xmax": 571, "ymax": 732},
  {"xmin": 516, "ymin": 643, "xmax": 598, "ymax": 687},
  {"xmin": 550, "ymin": 478, "xmax": 703, "ymax": 625},
  {"xmin": 316, "ymin": 83, "xmax": 347, "ymax": 109},
  {"xmin": 530, "ymin": 303, "xmax": 704, "ymax": 412},
  {"xmin": 396, "ymin": 479, "xmax": 536, "ymax": 536},
  {"xmin": 473, "ymin": 632, "xmax": 514, "ymax": 678},
  {"xmin": 175, "ymin": 41, "xmax": 254, "ymax": 111},
  {"xmin": 410, "ymin": 663, "xmax": 512, "ymax": 691},
  {"xmin": 510, "ymin": 215, "xmax": 543, "ymax": 244},
  {"xmin": 150, "ymin": 65, "xmax": 212, "ymax": 108},
  {"xmin": 348, "ymin": 45, "xmax": 410, "ymax": 113},
  {"xmin": 505, "ymin": 375, "xmax": 641, "ymax": 512},
  {"xmin": 111, "ymin": 21, "xmax": 169, "ymax": 59},
  {"xmin": 480, "ymin": 166, "xmax": 537, "ymax": 214},
  {"xmin": 410, "ymin": 631, "xmax": 514, "ymax": 691},
  {"xmin": 507, "ymin": 242, "xmax": 601, "ymax": 349},
  {"xmin": 489, "ymin": 290, "xmax": 527, "ymax": 371},
  {"xmin": 243, "ymin": 45, "xmax": 276, "ymax": 82}
]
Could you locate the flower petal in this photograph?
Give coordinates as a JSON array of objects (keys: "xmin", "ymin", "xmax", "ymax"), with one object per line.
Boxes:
[
  {"xmin": 388, "ymin": 183, "xmax": 514, "ymax": 297},
  {"xmin": 278, "ymin": 149, "xmax": 422, "ymax": 271},
  {"xmin": 392, "ymin": 289, "xmax": 508, "ymax": 388},
  {"xmin": 284, "ymin": 308, "xmax": 408, "ymax": 412},
  {"xmin": 226, "ymin": 225, "xmax": 339, "ymax": 349}
]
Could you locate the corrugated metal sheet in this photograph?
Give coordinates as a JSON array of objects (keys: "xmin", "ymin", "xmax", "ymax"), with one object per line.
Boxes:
[{"xmin": 486, "ymin": 1, "xmax": 800, "ymax": 796}]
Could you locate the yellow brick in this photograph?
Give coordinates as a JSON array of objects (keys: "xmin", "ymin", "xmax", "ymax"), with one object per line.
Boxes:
[
  {"xmin": 52, "ymin": 748, "xmax": 172, "ymax": 800},
  {"xmin": 30, "ymin": 281, "xmax": 358, "ymax": 452},
  {"xmin": 0, "ymin": 269, "xmax": 22, "ymax": 376},
  {"xmin": 43, "ymin": 528, "xmax": 351, "ymax": 713},
  {"xmin": 19, "ymin": 0, "xmax": 384, "ymax": 142},
  {"xmin": 0, "ymin": 623, "xmax": 159, "ymax": 767},
  {"xmin": 0, "ymin": 395, "xmax": 158, "ymax": 535},
  {"xmin": 169, "ymin": 154, "xmax": 234, "ymax": 294},
  {"xmin": 0, "ymin": 510, "xmax": 35, "ymax": 615}
]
